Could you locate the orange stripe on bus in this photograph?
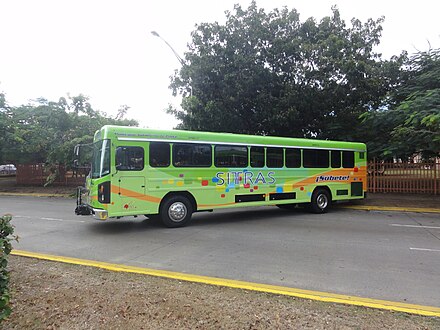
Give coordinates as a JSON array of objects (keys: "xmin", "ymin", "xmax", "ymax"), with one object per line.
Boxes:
[
  {"xmin": 291, "ymin": 167, "xmax": 367, "ymax": 190},
  {"xmin": 110, "ymin": 185, "xmax": 162, "ymax": 203}
]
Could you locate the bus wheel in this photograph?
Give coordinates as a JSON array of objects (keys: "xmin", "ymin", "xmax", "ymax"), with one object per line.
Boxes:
[
  {"xmin": 160, "ymin": 195, "xmax": 193, "ymax": 228},
  {"xmin": 309, "ymin": 189, "xmax": 331, "ymax": 214}
]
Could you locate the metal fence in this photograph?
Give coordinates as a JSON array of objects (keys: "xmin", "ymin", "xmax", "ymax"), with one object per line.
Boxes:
[
  {"xmin": 367, "ymin": 161, "xmax": 440, "ymax": 195},
  {"xmin": 16, "ymin": 164, "xmax": 87, "ymax": 186}
]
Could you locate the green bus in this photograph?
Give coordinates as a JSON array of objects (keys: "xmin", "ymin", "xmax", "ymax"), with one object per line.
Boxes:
[{"xmin": 75, "ymin": 125, "xmax": 367, "ymax": 227}]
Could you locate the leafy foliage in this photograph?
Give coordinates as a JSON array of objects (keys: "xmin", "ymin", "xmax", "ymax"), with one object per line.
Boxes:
[
  {"xmin": 169, "ymin": 2, "xmax": 402, "ymax": 142},
  {"xmin": 0, "ymin": 214, "xmax": 16, "ymax": 321},
  {"xmin": 362, "ymin": 48, "xmax": 440, "ymax": 159},
  {"xmin": 0, "ymin": 94, "xmax": 138, "ymax": 166}
]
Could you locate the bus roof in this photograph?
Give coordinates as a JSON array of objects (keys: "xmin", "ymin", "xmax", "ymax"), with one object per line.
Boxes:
[{"xmin": 97, "ymin": 125, "xmax": 366, "ymax": 152}]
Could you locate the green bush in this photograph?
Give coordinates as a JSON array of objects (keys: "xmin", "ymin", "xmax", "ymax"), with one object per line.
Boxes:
[{"xmin": 0, "ymin": 214, "xmax": 15, "ymax": 321}]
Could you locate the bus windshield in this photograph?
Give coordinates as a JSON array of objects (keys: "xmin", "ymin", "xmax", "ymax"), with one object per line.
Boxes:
[{"xmin": 91, "ymin": 139, "xmax": 110, "ymax": 178}]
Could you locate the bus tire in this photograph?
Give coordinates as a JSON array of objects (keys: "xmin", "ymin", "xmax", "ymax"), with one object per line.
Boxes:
[
  {"xmin": 160, "ymin": 195, "xmax": 193, "ymax": 228},
  {"xmin": 309, "ymin": 188, "xmax": 331, "ymax": 214}
]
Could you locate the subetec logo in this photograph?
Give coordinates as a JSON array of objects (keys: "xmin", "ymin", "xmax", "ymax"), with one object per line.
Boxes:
[{"xmin": 315, "ymin": 175, "xmax": 349, "ymax": 183}]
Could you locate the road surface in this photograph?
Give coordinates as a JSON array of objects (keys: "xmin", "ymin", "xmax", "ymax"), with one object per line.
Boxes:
[{"xmin": 2, "ymin": 195, "xmax": 440, "ymax": 307}]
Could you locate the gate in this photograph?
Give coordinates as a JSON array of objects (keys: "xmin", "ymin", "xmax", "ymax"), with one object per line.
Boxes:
[{"xmin": 367, "ymin": 161, "xmax": 439, "ymax": 195}]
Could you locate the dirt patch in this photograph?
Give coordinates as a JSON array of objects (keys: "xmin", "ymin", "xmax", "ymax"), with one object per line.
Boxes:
[{"xmin": 3, "ymin": 256, "xmax": 439, "ymax": 329}]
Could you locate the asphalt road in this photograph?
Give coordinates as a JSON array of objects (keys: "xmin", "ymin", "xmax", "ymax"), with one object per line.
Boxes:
[{"xmin": 2, "ymin": 195, "xmax": 440, "ymax": 307}]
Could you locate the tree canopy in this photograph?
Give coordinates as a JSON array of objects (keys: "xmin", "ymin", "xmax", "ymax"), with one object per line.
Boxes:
[
  {"xmin": 1, "ymin": 2, "xmax": 438, "ymax": 164},
  {"xmin": 361, "ymin": 48, "xmax": 440, "ymax": 159},
  {"xmin": 0, "ymin": 94, "xmax": 138, "ymax": 166},
  {"xmin": 169, "ymin": 2, "xmax": 403, "ymax": 143}
]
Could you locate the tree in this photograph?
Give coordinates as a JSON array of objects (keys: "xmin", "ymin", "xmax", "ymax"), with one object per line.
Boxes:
[
  {"xmin": 0, "ymin": 92, "xmax": 12, "ymax": 164},
  {"xmin": 0, "ymin": 94, "xmax": 138, "ymax": 166},
  {"xmin": 115, "ymin": 104, "xmax": 130, "ymax": 120},
  {"xmin": 361, "ymin": 48, "xmax": 440, "ymax": 159},
  {"xmin": 169, "ymin": 2, "xmax": 402, "ymax": 141}
]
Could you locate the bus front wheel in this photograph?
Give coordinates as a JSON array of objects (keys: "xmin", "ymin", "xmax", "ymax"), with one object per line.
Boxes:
[
  {"xmin": 160, "ymin": 195, "xmax": 193, "ymax": 228},
  {"xmin": 309, "ymin": 189, "xmax": 331, "ymax": 214}
]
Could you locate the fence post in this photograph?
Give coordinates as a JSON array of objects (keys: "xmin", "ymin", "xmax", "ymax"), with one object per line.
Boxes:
[
  {"xmin": 435, "ymin": 161, "xmax": 437, "ymax": 195},
  {"xmin": 372, "ymin": 158, "xmax": 376, "ymax": 193},
  {"xmin": 41, "ymin": 164, "xmax": 45, "ymax": 186}
]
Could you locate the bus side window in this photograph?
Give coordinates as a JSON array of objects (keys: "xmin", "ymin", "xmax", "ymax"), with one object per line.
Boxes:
[
  {"xmin": 250, "ymin": 146, "xmax": 265, "ymax": 168},
  {"xmin": 331, "ymin": 150, "xmax": 341, "ymax": 168},
  {"xmin": 285, "ymin": 148, "xmax": 301, "ymax": 168},
  {"xmin": 342, "ymin": 151, "xmax": 355, "ymax": 168},
  {"xmin": 116, "ymin": 146, "xmax": 144, "ymax": 171},
  {"xmin": 150, "ymin": 142, "xmax": 170, "ymax": 167},
  {"xmin": 267, "ymin": 147, "xmax": 284, "ymax": 168},
  {"xmin": 215, "ymin": 145, "xmax": 248, "ymax": 167},
  {"xmin": 303, "ymin": 149, "xmax": 329, "ymax": 168},
  {"xmin": 173, "ymin": 143, "xmax": 211, "ymax": 167}
]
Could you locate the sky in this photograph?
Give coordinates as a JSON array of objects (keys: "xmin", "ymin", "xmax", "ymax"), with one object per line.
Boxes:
[{"xmin": 1, "ymin": 0, "xmax": 439, "ymax": 130}]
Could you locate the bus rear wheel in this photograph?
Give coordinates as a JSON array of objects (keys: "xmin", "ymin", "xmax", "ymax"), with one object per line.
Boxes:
[
  {"xmin": 309, "ymin": 189, "xmax": 331, "ymax": 214},
  {"xmin": 160, "ymin": 195, "xmax": 193, "ymax": 228}
]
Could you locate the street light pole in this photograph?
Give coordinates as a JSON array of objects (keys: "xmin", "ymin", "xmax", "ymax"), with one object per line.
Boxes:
[
  {"xmin": 151, "ymin": 30, "xmax": 193, "ymax": 97},
  {"xmin": 151, "ymin": 31, "xmax": 185, "ymax": 66}
]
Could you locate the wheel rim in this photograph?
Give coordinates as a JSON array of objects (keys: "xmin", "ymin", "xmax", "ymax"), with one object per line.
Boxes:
[
  {"xmin": 168, "ymin": 202, "xmax": 187, "ymax": 222},
  {"xmin": 316, "ymin": 193, "xmax": 328, "ymax": 210}
]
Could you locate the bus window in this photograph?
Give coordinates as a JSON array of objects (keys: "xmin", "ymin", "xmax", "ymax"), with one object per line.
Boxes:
[
  {"xmin": 116, "ymin": 146, "xmax": 144, "ymax": 171},
  {"xmin": 303, "ymin": 149, "xmax": 329, "ymax": 168},
  {"xmin": 342, "ymin": 151, "xmax": 355, "ymax": 168},
  {"xmin": 250, "ymin": 146, "xmax": 264, "ymax": 168},
  {"xmin": 331, "ymin": 150, "xmax": 341, "ymax": 168},
  {"xmin": 150, "ymin": 142, "xmax": 170, "ymax": 167},
  {"xmin": 173, "ymin": 143, "xmax": 212, "ymax": 167},
  {"xmin": 215, "ymin": 145, "xmax": 247, "ymax": 167},
  {"xmin": 285, "ymin": 148, "xmax": 301, "ymax": 168},
  {"xmin": 267, "ymin": 147, "xmax": 284, "ymax": 168},
  {"xmin": 91, "ymin": 139, "xmax": 110, "ymax": 178}
]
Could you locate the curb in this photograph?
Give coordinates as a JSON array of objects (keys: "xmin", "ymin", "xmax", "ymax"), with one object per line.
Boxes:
[
  {"xmin": 338, "ymin": 205, "xmax": 440, "ymax": 214},
  {"xmin": 11, "ymin": 249, "xmax": 440, "ymax": 317}
]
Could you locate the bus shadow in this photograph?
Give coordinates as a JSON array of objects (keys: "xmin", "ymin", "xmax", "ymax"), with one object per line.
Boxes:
[
  {"xmin": 87, "ymin": 207, "xmax": 309, "ymax": 233},
  {"xmin": 87, "ymin": 216, "xmax": 162, "ymax": 234},
  {"xmin": 191, "ymin": 206, "xmax": 307, "ymax": 227}
]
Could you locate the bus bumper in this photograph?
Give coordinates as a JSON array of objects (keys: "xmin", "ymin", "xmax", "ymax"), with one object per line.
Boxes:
[
  {"xmin": 75, "ymin": 186, "xmax": 108, "ymax": 220},
  {"xmin": 91, "ymin": 208, "xmax": 108, "ymax": 221},
  {"xmin": 75, "ymin": 204, "xmax": 108, "ymax": 221}
]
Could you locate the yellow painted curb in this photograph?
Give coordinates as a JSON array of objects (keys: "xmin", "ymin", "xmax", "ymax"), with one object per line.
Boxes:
[
  {"xmin": 0, "ymin": 192, "xmax": 70, "ymax": 198},
  {"xmin": 11, "ymin": 249, "xmax": 440, "ymax": 317},
  {"xmin": 339, "ymin": 205, "xmax": 440, "ymax": 214}
]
